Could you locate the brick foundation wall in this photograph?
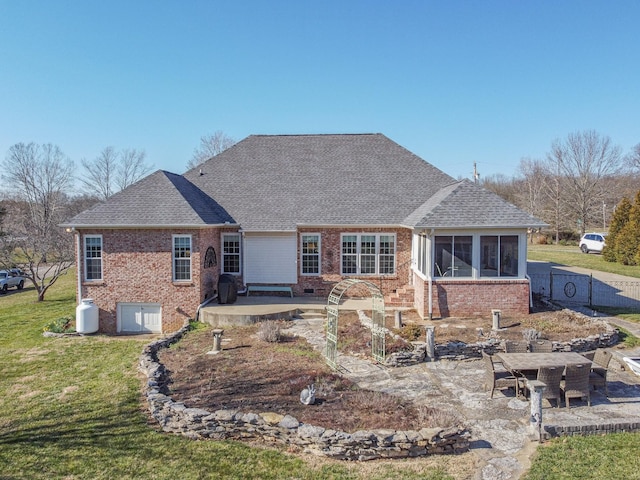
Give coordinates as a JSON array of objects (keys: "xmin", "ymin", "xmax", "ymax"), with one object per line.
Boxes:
[{"xmin": 413, "ymin": 273, "xmax": 531, "ymax": 319}]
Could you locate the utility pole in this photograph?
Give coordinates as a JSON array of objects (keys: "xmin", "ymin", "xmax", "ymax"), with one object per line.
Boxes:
[{"xmin": 473, "ymin": 162, "xmax": 480, "ymax": 184}]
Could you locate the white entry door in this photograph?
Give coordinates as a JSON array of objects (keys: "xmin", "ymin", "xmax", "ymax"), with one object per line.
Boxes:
[
  {"xmin": 118, "ymin": 303, "xmax": 162, "ymax": 333},
  {"xmin": 244, "ymin": 234, "xmax": 297, "ymax": 284}
]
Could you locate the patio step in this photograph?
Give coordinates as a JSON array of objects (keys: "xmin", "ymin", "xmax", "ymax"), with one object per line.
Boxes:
[
  {"xmin": 385, "ymin": 286, "xmax": 415, "ymax": 308},
  {"xmin": 297, "ymin": 310, "xmax": 326, "ymax": 320}
]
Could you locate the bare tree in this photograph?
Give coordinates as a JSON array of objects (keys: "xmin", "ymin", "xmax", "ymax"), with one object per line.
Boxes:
[
  {"xmin": 80, "ymin": 146, "xmax": 118, "ymax": 200},
  {"xmin": 187, "ymin": 130, "xmax": 236, "ymax": 170},
  {"xmin": 80, "ymin": 147, "xmax": 152, "ymax": 200},
  {"xmin": 0, "ymin": 143, "xmax": 75, "ymax": 301},
  {"xmin": 117, "ymin": 148, "xmax": 151, "ymax": 190},
  {"xmin": 547, "ymin": 130, "xmax": 622, "ymax": 236},
  {"xmin": 480, "ymin": 173, "xmax": 519, "ymax": 205},
  {"xmin": 515, "ymin": 157, "xmax": 549, "ymax": 220},
  {"xmin": 626, "ymin": 143, "xmax": 640, "ymax": 173}
]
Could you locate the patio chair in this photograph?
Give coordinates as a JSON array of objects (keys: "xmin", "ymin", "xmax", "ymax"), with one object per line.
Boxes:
[
  {"xmin": 589, "ymin": 349, "xmax": 612, "ymax": 397},
  {"xmin": 529, "ymin": 340, "xmax": 553, "ymax": 353},
  {"xmin": 561, "ymin": 364, "xmax": 591, "ymax": 408},
  {"xmin": 483, "ymin": 352, "xmax": 519, "ymax": 398},
  {"xmin": 519, "ymin": 366, "xmax": 563, "ymax": 407},
  {"xmin": 504, "ymin": 340, "xmax": 528, "ymax": 353}
]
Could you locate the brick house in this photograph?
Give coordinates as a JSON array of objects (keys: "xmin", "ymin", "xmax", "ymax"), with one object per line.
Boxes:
[{"xmin": 64, "ymin": 134, "xmax": 546, "ymax": 334}]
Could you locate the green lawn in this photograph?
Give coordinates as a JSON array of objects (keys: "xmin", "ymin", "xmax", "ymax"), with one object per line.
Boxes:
[
  {"xmin": 2, "ymin": 268, "xmax": 640, "ymax": 479},
  {"xmin": 0, "ymin": 272, "xmax": 457, "ymax": 480},
  {"xmin": 528, "ymin": 244, "xmax": 640, "ymax": 279}
]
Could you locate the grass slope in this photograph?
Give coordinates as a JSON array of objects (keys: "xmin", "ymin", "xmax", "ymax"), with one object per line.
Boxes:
[
  {"xmin": 528, "ymin": 244, "xmax": 640, "ymax": 279},
  {"xmin": 2, "ymin": 266, "xmax": 639, "ymax": 479},
  {"xmin": 0, "ymin": 271, "xmax": 459, "ymax": 480}
]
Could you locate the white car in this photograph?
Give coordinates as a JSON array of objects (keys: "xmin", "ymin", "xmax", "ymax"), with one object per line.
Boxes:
[{"xmin": 579, "ymin": 233, "xmax": 606, "ymax": 254}]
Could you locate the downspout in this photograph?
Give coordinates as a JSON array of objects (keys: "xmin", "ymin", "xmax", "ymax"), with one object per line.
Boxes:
[
  {"xmin": 428, "ymin": 229, "xmax": 434, "ymax": 320},
  {"xmin": 428, "ymin": 274, "xmax": 433, "ymax": 320},
  {"xmin": 74, "ymin": 229, "xmax": 81, "ymax": 304},
  {"xmin": 195, "ymin": 294, "xmax": 219, "ymax": 323}
]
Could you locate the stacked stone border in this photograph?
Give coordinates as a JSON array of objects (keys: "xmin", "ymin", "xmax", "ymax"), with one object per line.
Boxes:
[
  {"xmin": 543, "ymin": 421, "xmax": 640, "ymax": 439},
  {"xmin": 384, "ymin": 309, "xmax": 620, "ymax": 366},
  {"xmin": 139, "ymin": 321, "xmax": 470, "ymax": 461}
]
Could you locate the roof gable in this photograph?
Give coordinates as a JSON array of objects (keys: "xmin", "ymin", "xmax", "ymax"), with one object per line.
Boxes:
[{"xmin": 405, "ymin": 180, "xmax": 547, "ymax": 229}]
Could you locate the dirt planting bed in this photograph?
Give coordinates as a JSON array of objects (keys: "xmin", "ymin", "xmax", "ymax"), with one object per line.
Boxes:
[{"xmin": 158, "ymin": 305, "xmax": 610, "ymax": 433}]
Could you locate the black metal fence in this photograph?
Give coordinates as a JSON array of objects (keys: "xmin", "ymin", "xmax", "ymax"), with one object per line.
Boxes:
[{"xmin": 529, "ymin": 272, "xmax": 640, "ymax": 310}]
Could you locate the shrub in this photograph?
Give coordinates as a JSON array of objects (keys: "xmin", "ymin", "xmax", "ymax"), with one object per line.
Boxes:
[
  {"xmin": 43, "ymin": 316, "xmax": 75, "ymax": 333},
  {"xmin": 400, "ymin": 323, "xmax": 424, "ymax": 342},
  {"xmin": 256, "ymin": 320, "xmax": 282, "ymax": 343},
  {"xmin": 522, "ymin": 328, "xmax": 541, "ymax": 342},
  {"xmin": 416, "ymin": 405, "xmax": 460, "ymax": 428}
]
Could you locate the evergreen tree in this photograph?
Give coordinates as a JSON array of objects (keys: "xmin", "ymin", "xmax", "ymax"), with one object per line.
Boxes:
[
  {"xmin": 614, "ymin": 191, "xmax": 640, "ymax": 265},
  {"xmin": 603, "ymin": 196, "xmax": 631, "ymax": 262}
]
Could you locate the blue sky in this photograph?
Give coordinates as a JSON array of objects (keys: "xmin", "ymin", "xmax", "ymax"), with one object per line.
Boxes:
[{"xmin": 1, "ymin": 1, "xmax": 638, "ymax": 183}]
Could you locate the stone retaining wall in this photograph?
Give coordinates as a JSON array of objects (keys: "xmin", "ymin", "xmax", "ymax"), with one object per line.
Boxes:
[
  {"xmin": 544, "ymin": 420, "xmax": 640, "ymax": 438},
  {"xmin": 139, "ymin": 321, "xmax": 470, "ymax": 461},
  {"xmin": 384, "ymin": 312, "xmax": 619, "ymax": 366}
]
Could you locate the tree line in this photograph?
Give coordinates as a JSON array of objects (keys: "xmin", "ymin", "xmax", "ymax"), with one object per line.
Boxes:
[{"xmin": 480, "ymin": 130, "xmax": 640, "ymax": 243}]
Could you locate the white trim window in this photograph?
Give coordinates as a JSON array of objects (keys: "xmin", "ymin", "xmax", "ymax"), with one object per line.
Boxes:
[
  {"xmin": 84, "ymin": 235, "xmax": 103, "ymax": 281},
  {"xmin": 300, "ymin": 234, "xmax": 321, "ymax": 275},
  {"xmin": 173, "ymin": 235, "xmax": 192, "ymax": 281},
  {"xmin": 433, "ymin": 235, "xmax": 472, "ymax": 277},
  {"xmin": 480, "ymin": 235, "xmax": 519, "ymax": 277},
  {"xmin": 222, "ymin": 233, "xmax": 241, "ymax": 274},
  {"xmin": 341, "ymin": 233, "xmax": 396, "ymax": 275}
]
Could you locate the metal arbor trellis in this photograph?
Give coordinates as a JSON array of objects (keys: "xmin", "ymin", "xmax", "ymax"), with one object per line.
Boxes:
[{"xmin": 325, "ymin": 278, "xmax": 386, "ymax": 370}]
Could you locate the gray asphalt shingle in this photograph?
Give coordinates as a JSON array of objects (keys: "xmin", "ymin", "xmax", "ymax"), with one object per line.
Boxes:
[
  {"xmin": 67, "ymin": 170, "xmax": 235, "ymax": 227},
  {"xmin": 67, "ymin": 134, "xmax": 546, "ymax": 230}
]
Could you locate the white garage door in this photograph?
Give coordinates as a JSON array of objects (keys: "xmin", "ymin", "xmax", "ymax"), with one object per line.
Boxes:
[
  {"xmin": 244, "ymin": 234, "xmax": 297, "ymax": 284},
  {"xmin": 118, "ymin": 303, "xmax": 162, "ymax": 333}
]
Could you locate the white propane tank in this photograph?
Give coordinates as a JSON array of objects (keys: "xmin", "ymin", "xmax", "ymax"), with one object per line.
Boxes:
[{"xmin": 76, "ymin": 298, "xmax": 99, "ymax": 334}]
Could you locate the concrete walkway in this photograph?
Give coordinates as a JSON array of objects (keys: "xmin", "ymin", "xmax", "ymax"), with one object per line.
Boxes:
[{"xmin": 283, "ymin": 314, "xmax": 640, "ymax": 480}]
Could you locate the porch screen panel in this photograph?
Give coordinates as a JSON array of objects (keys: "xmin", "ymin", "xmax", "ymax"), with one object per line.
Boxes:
[
  {"xmin": 434, "ymin": 236, "xmax": 452, "ymax": 277},
  {"xmin": 454, "ymin": 236, "xmax": 472, "ymax": 277},
  {"xmin": 500, "ymin": 235, "xmax": 519, "ymax": 277},
  {"xmin": 480, "ymin": 235, "xmax": 519, "ymax": 277},
  {"xmin": 434, "ymin": 235, "xmax": 472, "ymax": 277},
  {"xmin": 480, "ymin": 236, "xmax": 499, "ymax": 277}
]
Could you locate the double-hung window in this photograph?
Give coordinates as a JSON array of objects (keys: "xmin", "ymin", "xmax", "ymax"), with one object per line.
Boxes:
[
  {"xmin": 480, "ymin": 235, "xmax": 519, "ymax": 277},
  {"xmin": 340, "ymin": 233, "xmax": 396, "ymax": 275},
  {"xmin": 433, "ymin": 236, "xmax": 472, "ymax": 277},
  {"xmin": 301, "ymin": 234, "xmax": 320, "ymax": 275},
  {"xmin": 173, "ymin": 235, "xmax": 192, "ymax": 281},
  {"xmin": 222, "ymin": 233, "xmax": 241, "ymax": 274},
  {"xmin": 84, "ymin": 235, "xmax": 103, "ymax": 281}
]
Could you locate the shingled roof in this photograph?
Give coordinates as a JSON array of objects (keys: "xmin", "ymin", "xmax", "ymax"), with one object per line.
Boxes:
[
  {"xmin": 66, "ymin": 170, "xmax": 235, "ymax": 227},
  {"xmin": 404, "ymin": 179, "xmax": 547, "ymax": 229},
  {"xmin": 66, "ymin": 134, "xmax": 546, "ymax": 231},
  {"xmin": 183, "ymin": 134, "xmax": 457, "ymax": 231}
]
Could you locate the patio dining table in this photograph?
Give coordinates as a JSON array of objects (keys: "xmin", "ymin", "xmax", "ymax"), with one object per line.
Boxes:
[{"xmin": 496, "ymin": 352, "xmax": 591, "ymax": 375}]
